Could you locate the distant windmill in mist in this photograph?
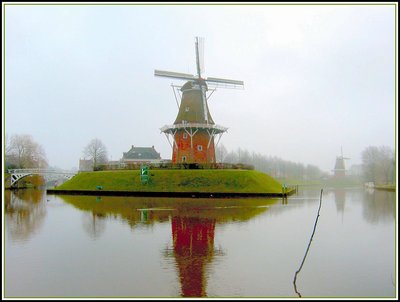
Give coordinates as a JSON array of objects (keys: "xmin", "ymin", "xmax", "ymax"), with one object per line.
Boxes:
[{"xmin": 332, "ymin": 147, "xmax": 350, "ymax": 178}]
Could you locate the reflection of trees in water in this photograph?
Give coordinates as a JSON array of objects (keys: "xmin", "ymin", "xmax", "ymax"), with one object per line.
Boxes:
[
  {"xmin": 8, "ymin": 188, "xmax": 44, "ymax": 203},
  {"xmin": 329, "ymin": 188, "xmax": 395, "ymax": 224},
  {"xmin": 60, "ymin": 195, "xmax": 177, "ymax": 232},
  {"xmin": 82, "ymin": 212, "xmax": 107, "ymax": 240},
  {"xmin": 361, "ymin": 190, "xmax": 395, "ymax": 224},
  {"xmin": 4, "ymin": 189, "xmax": 47, "ymax": 241}
]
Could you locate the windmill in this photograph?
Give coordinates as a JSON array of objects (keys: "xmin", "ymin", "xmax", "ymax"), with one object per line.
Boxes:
[
  {"xmin": 332, "ymin": 147, "xmax": 350, "ymax": 178},
  {"xmin": 155, "ymin": 37, "xmax": 244, "ymax": 164}
]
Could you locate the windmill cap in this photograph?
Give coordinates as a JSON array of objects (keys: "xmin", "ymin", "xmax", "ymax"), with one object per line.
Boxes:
[{"xmin": 180, "ymin": 80, "xmax": 208, "ymax": 92}]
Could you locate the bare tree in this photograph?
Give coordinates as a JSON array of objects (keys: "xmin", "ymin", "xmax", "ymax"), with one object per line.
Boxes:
[
  {"xmin": 224, "ymin": 149, "xmax": 239, "ymax": 164},
  {"xmin": 5, "ymin": 133, "xmax": 12, "ymax": 155},
  {"xmin": 83, "ymin": 138, "xmax": 108, "ymax": 169},
  {"xmin": 362, "ymin": 145, "xmax": 394, "ymax": 184},
  {"xmin": 215, "ymin": 144, "xmax": 228, "ymax": 163},
  {"xmin": 5, "ymin": 134, "xmax": 48, "ymax": 169}
]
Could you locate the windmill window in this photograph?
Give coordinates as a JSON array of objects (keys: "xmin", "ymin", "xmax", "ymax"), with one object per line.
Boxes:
[
  {"xmin": 183, "ymin": 133, "xmax": 188, "ymax": 139},
  {"xmin": 182, "ymin": 156, "xmax": 187, "ymax": 162},
  {"xmin": 197, "ymin": 145, "xmax": 203, "ymax": 151},
  {"xmin": 185, "ymin": 107, "xmax": 190, "ymax": 112}
]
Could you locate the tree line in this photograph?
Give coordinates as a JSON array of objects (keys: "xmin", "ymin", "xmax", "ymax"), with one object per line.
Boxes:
[
  {"xmin": 361, "ymin": 145, "xmax": 395, "ymax": 185},
  {"xmin": 5, "ymin": 134, "xmax": 48, "ymax": 169},
  {"xmin": 4, "ymin": 134, "xmax": 108, "ymax": 171},
  {"xmin": 216, "ymin": 144, "xmax": 396, "ymax": 185},
  {"xmin": 4, "ymin": 134, "xmax": 395, "ymax": 186},
  {"xmin": 216, "ymin": 144, "xmax": 327, "ymax": 182}
]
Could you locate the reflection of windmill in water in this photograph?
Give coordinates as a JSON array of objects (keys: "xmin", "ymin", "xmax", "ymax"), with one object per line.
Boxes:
[
  {"xmin": 165, "ymin": 216, "xmax": 224, "ymax": 297},
  {"xmin": 333, "ymin": 189, "xmax": 347, "ymax": 223},
  {"xmin": 332, "ymin": 147, "xmax": 350, "ymax": 178},
  {"xmin": 155, "ymin": 37, "xmax": 244, "ymax": 164}
]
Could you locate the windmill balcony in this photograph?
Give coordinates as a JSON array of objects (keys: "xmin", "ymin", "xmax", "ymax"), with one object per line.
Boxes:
[{"xmin": 160, "ymin": 122, "xmax": 228, "ymax": 134}]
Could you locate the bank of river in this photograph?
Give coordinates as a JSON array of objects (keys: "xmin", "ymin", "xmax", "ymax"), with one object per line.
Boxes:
[
  {"xmin": 3, "ymin": 187, "xmax": 396, "ymax": 298},
  {"xmin": 47, "ymin": 169, "xmax": 296, "ymax": 197}
]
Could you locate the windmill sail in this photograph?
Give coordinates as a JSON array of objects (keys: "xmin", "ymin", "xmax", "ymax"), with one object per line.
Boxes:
[
  {"xmin": 195, "ymin": 37, "xmax": 205, "ymax": 77},
  {"xmin": 154, "ymin": 37, "xmax": 243, "ymax": 88},
  {"xmin": 154, "ymin": 70, "xmax": 195, "ymax": 81},
  {"xmin": 206, "ymin": 77, "xmax": 244, "ymax": 87}
]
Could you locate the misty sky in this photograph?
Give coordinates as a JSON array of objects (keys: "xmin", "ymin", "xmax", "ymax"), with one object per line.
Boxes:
[{"xmin": 3, "ymin": 3, "xmax": 397, "ymax": 172}]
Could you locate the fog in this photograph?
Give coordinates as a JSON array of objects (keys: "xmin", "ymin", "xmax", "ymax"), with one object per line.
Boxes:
[{"xmin": 3, "ymin": 3, "xmax": 396, "ymax": 172}]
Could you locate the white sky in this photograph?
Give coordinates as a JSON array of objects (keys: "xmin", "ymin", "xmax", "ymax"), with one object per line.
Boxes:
[{"xmin": 3, "ymin": 3, "xmax": 397, "ymax": 172}]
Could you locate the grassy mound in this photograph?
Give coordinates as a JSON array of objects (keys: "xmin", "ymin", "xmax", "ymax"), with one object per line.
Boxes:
[{"xmin": 54, "ymin": 169, "xmax": 283, "ymax": 194}]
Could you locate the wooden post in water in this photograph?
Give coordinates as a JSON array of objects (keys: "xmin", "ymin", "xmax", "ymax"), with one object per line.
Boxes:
[{"xmin": 293, "ymin": 188, "xmax": 323, "ymax": 297}]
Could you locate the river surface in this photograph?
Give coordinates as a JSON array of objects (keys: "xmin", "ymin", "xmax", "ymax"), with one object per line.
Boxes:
[{"xmin": 3, "ymin": 187, "xmax": 396, "ymax": 298}]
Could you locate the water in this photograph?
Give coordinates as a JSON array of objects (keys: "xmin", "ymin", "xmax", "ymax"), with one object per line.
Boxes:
[{"xmin": 3, "ymin": 187, "xmax": 396, "ymax": 298}]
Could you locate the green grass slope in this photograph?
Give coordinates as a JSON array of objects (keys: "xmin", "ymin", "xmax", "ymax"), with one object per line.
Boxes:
[{"xmin": 54, "ymin": 169, "xmax": 283, "ymax": 194}]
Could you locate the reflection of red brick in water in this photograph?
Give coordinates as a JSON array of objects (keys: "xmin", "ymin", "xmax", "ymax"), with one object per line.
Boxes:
[{"xmin": 172, "ymin": 216, "xmax": 216, "ymax": 297}]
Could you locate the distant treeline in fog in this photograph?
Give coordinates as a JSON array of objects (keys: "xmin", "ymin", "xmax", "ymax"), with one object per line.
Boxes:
[
  {"xmin": 216, "ymin": 144, "xmax": 395, "ymax": 185},
  {"xmin": 215, "ymin": 144, "xmax": 327, "ymax": 182}
]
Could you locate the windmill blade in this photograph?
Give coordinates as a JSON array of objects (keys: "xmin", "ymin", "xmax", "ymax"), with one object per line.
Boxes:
[
  {"xmin": 207, "ymin": 82, "xmax": 244, "ymax": 90},
  {"xmin": 195, "ymin": 37, "xmax": 205, "ymax": 78},
  {"xmin": 154, "ymin": 69, "xmax": 195, "ymax": 81},
  {"xmin": 206, "ymin": 76, "xmax": 244, "ymax": 87}
]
